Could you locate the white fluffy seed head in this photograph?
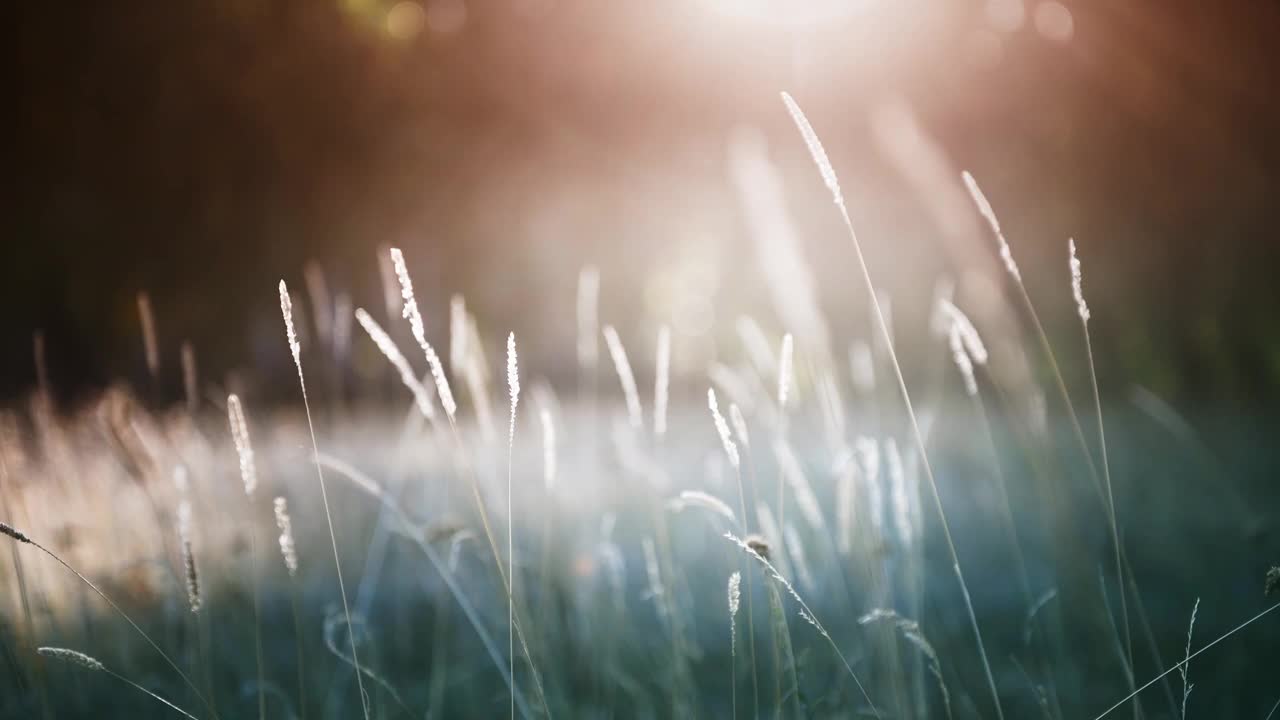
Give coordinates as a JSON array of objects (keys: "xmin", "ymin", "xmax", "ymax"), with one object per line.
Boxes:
[
  {"xmin": 885, "ymin": 438, "xmax": 914, "ymax": 547},
  {"xmin": 274, "ymin": 496, "xmax": 298, "ymax": 577},
  {"xmin": 948, "ymin": 324, "xmax": 979, "ymax": 397},
  {"xmin": 226, "ymin": 394, "xmax": 257, "ymax": 496},
  {"xmin": 729, "ymin": 403, "xmax": 750, "ymax": 449},
  {"xmin": 38, "ymin": 647, "xmax": 104, "ymax": 672},
  {"xmin": 389, "ymin": 248, "xmax": 423, "ymax": 341},
  {"xmin": 603, "ymin": 325, "xmax": 643, "ymax": 430},
  {"xmin": 708, "ymin": 388, "xmax": 740, "ymax": 468},
  {"xmin": 177, "ymin": 500, "xmax": 200, "ymax": 613},
  {"xmin": 856, "ymin": 436, "xmax": 884, "ymax": 534},
  {"xmin": 507, "ymin": 332, "xmax": 520, "ymax": 444},
  {"xmin": 728, "ymin": 569, "xmax": 742, "ymax": 655},
  {"xmin": 424, "ymin": 343, "xmax": 456, "ymax": 420},
  {"xmin": 723, "ymin": 531, "xmax": 824, "ymax": 635},
  {"xmin": 671, "ymin": 489, "xmax": 737, "ymax": 523},
  {"xmin": 1069, "ymin": 238, "xmax": 1090, "ymax": 323},
  {"xmin": 962, "ymin": 171, "xmax": 1021, "ymax": 281},
  {"xmin": 279, "ymin": 280, "xmax": 302, "ymax": 370},
  {"xmin": 389, "ymin": 248, "xmax": 456, "ymax": 419},
  {"xmin": 653, "ymin": 325, "xmax": 671, "ymax": 439},
  {"xmin": 781, "ymin": 92, "xmax": 843, "ymax": 206},
  {"xmin": 939, "ymin": 300, "xmax": 988, "ymax": 365},
  {"xmin": 778, "ymin": 333, "xmax": 794, "ymax": 409},
  {"xmin": 355, "ymin": 308, "xmax": 436, "ymax": 421}
]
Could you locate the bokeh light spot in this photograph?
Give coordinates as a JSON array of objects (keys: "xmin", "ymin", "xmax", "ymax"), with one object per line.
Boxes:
[
  {"xmin": 1034, "ymin": 1, "xmax": 1074, "ymax": 44},
  {"xmin": 386, "ymin": 1, "xmax": 426, "ymax": 40}
]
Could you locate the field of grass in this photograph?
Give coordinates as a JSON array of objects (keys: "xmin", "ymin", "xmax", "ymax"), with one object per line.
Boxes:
[{"xmin": 2, "ymin": 97, "xmax": 1279, "ymax": 720}]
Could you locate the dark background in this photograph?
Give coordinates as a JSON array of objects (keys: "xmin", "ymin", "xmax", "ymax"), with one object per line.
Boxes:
[{"xmin": 11, "ymin": 0, "xmax": 1280, "ymax": 406}]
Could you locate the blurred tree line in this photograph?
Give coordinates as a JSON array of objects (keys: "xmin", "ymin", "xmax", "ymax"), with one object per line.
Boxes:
[{"xmin": 11, "ymin": 0, "xmax": 1280, "ymax": 407}]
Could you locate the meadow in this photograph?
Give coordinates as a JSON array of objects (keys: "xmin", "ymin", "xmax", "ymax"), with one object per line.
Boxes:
[{"xmin": 2, "ymin": 96, "xmax": 1278, "ymax": 720}]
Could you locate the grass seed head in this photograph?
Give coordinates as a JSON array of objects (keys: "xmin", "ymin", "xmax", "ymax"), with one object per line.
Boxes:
[
  {"xmin": 0, "ymin": 521, "xmax": 30, "ymax": 544},
  {"xmin": 38, "ymin": 647, "xmax": 105, "ymax": 672}
]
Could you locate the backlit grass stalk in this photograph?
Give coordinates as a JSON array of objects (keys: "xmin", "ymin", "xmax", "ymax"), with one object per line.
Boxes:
[
  {"xmin": 388, "ymin": 250, "xmax": 548, "ymax": 716},
  {"xmin": 39, "ymin": 647, "xmax": 200, "ymax": 720},
  {"xmin": 943, "ymin": 307, "xmax": 1033, "ymax": 604},
  {"xmin": 725, "ymin": 530, "xmax": 881, "ymax": 718},
  {"xmin": 709, "ymin": 388, "xmax": 759, "ymax": 719},
  {"xmin": 653, "ymin": 324, "xmax": 671, "ymax": 441},
  {"xmin": 728, "ymin": 571, "xmax": 741, "ymax": 720},
  {"xmin": 280, "ymin": 280, "xmax": 370, "ymax": 720},
  {"xmin": 783, "ymin": 91, "xmax": 999, "ymax": 720},
  {"xmin": 1179, "ymin": 598, "xmax": 1198, "ymax": 719},
  {"xmin": 776, "ymin": 333, "xmax": 793, "ymax": 530},
  {"xmin": 0, "ymin": 445, "xmax": 50, "ymax": 720},
  {"xmin": 1070, "ymin": 238, "xmax": 1135, "ymax": 698},
  {"xmin": 227, "ymin": 394, "xmax": 266, "ymax": 720},
  {"xmin": 603, "ymin": 325, "xmax": 643, "ymax": 431},
  {"xmin": 506, "ymin": 332, "xmax": 520, "ymax": 720},
  {"xmin": 965, "ymin": 171, "xmax": 1137, "ymax": 704},
  {"xmin": 1, "ymin": 521, "xmax": 219, "ymax": 720},
  {"xmin": 275, "ymin": 497, "xmax": 307, "ymax": 720},
  {"xmin": 764, "ymin": 574, "xmax": 802, "ymax": 719},
  {"xmin": 317, "ymin": 454, "xmax": 534, "ymax": 718}
]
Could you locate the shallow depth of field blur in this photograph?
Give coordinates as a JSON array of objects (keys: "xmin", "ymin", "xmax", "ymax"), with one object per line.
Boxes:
[{"xmin": 7, "ymin": 0, "xmax": 1280, "ymax": 718}]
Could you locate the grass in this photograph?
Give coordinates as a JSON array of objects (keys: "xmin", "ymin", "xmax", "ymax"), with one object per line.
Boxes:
[{"xmin": 2, "ymin": 96, "xmax": 1279, "ymax": 719}]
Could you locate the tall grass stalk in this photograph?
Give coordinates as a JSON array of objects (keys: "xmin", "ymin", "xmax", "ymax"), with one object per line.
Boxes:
[
  {"xmin": 1, "ymin": 521, "xmax": 219, "ymax": 719},
  {"xmin": 1093, "ymin": 601, "xmax": 1280, "ymax": 719},
  {"xmin": 709, "ymin": 388, "xmax": 759, "ymax": 718},
  {"xmin": 965, "ymin": 171, "xmax": 1138, "ymax": 707},
  {"xmin": 227, "ymin": 394, "xmax": 266, "ymax": 720},
  {"xmin": 446, "ymin": 417, "xmax": 550, "ymax": 707},
  {"xmin": 136, "ymin": 291, "xmax": 160, "ymax": 398},
  {"xmin": 0, "ymin": 443, "xmax": 50, "ymax": 720},
  {"xmin": 603, "ymin": 325, "xmax": 643, "ymax": 431},
  {"xmin": 1179, "ymin": 598, "xmax": 1198, "ymax": 719},
  {"xmin": 39, "ymin": 647, "xmax": 200, "ymax": 720},
  {"xmin": 275, "ymin": 497, "xmax": 306, "ymax": 720},
  {"xmin": 506, "ymin": 332, "xmax": 520, "ymax": 720},
  {"xmin": 782, "ymin": 91, "xmax": 1001, "ymax": 720},
  {"xmin": 1069, "ymin": 238, "xmax": 1136, "ymax": 708},
  {"xmin": 764, "ymin": 575, "xmax": 802, "ymax": 719},
  {"xmin": 388, "ymin": 249, "xmax": 548, "ymax": 715},
  {"xmin": 317, "ymin": 454, "xmax": 535, "ymax": 718},
  {"xmin": 653, "ymin": 324, "xmax": 671, "ymax": 441},
  {"xmin": 279, "ymin": 280, "xmax": 370, "ymax": 719},
  {"xmin": 728, "ymin": 571, "xmax": 741, "ymax": 720},
  {"xmin": 724, "ymin": 531, "xmax": 881, "ymax": 718},
  {"xmin": 943, "ymin": 307, "xmax": 1033, "ymax": 604},
  {"xmin": 1123, "ymin": 552, "xmax": 1178, "ymax": 716}
]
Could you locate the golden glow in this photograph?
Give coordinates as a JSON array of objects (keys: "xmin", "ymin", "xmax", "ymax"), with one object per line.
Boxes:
[{"xmin": 386, "ymin": 1, "xmax": 426, "ymax": 40}]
